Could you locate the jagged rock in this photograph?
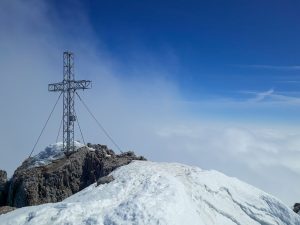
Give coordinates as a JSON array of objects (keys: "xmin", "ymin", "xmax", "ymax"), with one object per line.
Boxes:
[
  {"xmin": 97, "ymin": 175, "xmax": 114, "ymax": 186},
  {"xmin": 0, "ymin": 170, "xmax": 6, "ymax": 184},
  {"xmin": 0, "ymin": 206, "xmax": 16, "ymax": 215},
  {"xmin": 0, "ymin": 170, "xmax": 8, "ymax": 206},
  {"xmin": 7, "ymin": 144, "xmax": 146, "ymax": 208},
  {"xmin": 293, "ymin": 203, "xmax": 300, "ymax": 214}
]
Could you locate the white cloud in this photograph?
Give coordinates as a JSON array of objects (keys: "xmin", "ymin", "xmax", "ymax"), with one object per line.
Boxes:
[
  {"xmin": 244, "ymin": 89, "xmax": 275, "ymax": 102},
  {"xmin": 243, "ymin": 89, "xmax": 300, "ymax": 105},
  {"xmin": 155, "ymin": 122, "xmax": 300, "ymax": 205},
  {"xmin": 236, "ymin": 64, "xmax": 300, "ymax": 70},
  {"xmin": 182, "ymin": 89, "xmax": 300, "ymax": 113}
]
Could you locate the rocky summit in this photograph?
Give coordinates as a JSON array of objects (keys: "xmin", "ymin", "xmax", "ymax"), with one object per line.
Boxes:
[
  {"xmin": 1, "ymin": 143, "xmax": 145, "ymax": 208},
  {"xmin": 0, "ymin": 170, "xmax": 7, "ymax": 206}
]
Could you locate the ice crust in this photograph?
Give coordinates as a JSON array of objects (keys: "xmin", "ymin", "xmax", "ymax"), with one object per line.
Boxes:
[{"xmin": 29, "ymin": 141, "xmax": 86, "ymax": 167}]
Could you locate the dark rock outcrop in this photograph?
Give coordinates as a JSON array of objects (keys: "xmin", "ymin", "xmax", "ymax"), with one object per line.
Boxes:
[
  {"xmin": 0, "ymin": 170, "xmax": 7, "ymax": 184},
  {"xmin": 7, "ymin": 144, "xmax": 146, "ymax": 208},
  {"xmin": 293, "ymin": 203, "xmax": 300, "ymax": 214},
  {"xmin": 0, "ymin": 170, "xmax": 8, "ymax": 206}
]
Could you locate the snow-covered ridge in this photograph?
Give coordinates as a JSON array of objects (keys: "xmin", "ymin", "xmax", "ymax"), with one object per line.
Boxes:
[
  {"xmin": 29, "ymin": 141, "xmax": 92, "ymax": 167},
  {"xmin": 1, "ymin": 161, "xmax": 299, "ymax": 225}
]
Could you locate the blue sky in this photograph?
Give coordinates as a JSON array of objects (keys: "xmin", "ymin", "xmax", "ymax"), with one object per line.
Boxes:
[
  {"xmin": 49, "ymin": 0, "xmax": 300, "ymax": 124},
  {"xmin": 54, "ymin": 0, "xmax": 300, "ymax": 98},
  {"xmin": 1, "ymin": 0, "xmax": 300, "ymax": 205}
]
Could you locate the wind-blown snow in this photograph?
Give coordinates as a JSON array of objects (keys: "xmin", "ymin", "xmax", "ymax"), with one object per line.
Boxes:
[
  {"xmin": 29, "ymin": 141, "xmax": 89, "ymax": 167},
  {"xmin": 1, "ymin": 161, "xmax": 299, "ymax": 225}
]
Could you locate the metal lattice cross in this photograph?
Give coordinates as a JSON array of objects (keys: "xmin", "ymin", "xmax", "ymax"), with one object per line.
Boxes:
[{"xmin": 48, "ymin": 52, "xmax": 92, "ymax": 152}]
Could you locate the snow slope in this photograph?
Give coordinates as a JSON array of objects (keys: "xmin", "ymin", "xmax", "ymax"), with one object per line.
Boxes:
[{"xmin": 1, "ymin": 161, "xmax": 299, "ymax": 225}]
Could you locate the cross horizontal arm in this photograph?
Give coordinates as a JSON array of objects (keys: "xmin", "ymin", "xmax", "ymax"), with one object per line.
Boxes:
[
  {"xmin": 48, "ymin": 80, "xmax": 92, "ymax": 92},
  {"xmin": 73, "ymin": 80, "xmax": 92, "ymax": 90},
  {"xmin": 48, "ymin": 82, "xmax": 64, "ymax": 92}
]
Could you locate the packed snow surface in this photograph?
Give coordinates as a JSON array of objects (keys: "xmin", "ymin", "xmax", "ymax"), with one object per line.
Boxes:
[
  {"xmin": 1, "ymin": 161, "xmax": 299, "ymax": 225},
  {"xmin": 29, "ymin": 141, "xmax": 89, "ymax": 167}
]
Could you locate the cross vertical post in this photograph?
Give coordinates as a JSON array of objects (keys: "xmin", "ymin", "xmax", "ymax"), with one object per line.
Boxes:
[
  {"xmin": 63, "ymin": 52, "xmax": 75, "ymax": 152},
  {"xmin": 48, "ymin": 52, "xmax": 92, "ymax": 152}
]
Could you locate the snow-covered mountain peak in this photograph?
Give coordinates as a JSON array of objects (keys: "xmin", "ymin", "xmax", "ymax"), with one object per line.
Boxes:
[{"xmin": 1, "ymin": 161, "xmax": 299, "ymax": 225}]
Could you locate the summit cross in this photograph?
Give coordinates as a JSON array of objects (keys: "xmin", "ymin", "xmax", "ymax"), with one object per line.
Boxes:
[{"xmin": 48, "ymin": 51, "xmax": 92, "ymax": 152}]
